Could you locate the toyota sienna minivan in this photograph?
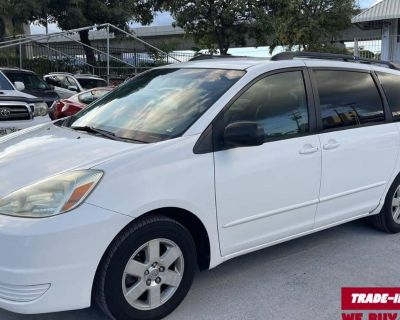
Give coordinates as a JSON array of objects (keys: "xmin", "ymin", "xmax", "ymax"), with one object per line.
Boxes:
[{"xmin": 1, "ymin": 52, "xmax": 400, "ymax": 320}]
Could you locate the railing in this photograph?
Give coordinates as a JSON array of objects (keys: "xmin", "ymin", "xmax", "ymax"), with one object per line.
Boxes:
[
  {"xmin": 349, "ymin": 37, "xmax": 383, "ymax": 61},
  {"xmin": 0, "ymin": 41, "xmax": 194, "ymax": 81},
  {"xmin": 347, "ymin": 36, "xmax": 400, "ymax": 65}
]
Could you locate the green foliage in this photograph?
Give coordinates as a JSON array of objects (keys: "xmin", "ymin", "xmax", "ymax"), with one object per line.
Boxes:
[
  {"xmin": 0, "ymin": 0, "xmax": 160, "ymax": 65},
  {"xmin": 46, "ymin": 0, "xmax": 158, "ymax": 30},
  {"xmin": 45, "ymin": 0, "xmax": 160, "ymax": 65},
  {"xmin": 271, "ymin": 0, "xmax": 358, "ymax": 52},
  {"xmin": 164, "ymin": 0, "xmax": 276, "ymax": 55},
  {"xmin": 0, "ymin": 0, "xmax": 48, "ymax": 35}
]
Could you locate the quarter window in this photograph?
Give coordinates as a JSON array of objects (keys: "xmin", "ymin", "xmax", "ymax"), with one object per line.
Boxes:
[
  {"xmin": 223, "ymin": 71, "xmax": 309, "ymax": 141},
  {"xmin": 314, "ymin": 70, "xmax": 385, "ymax": 130},
  {"xmin": 377, "ymin": 72, "xmax": 400, "ymax": 120}
]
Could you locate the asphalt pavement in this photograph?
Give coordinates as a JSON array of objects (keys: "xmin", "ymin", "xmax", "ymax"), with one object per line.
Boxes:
[{"xmin": 1, "ymin": 219, "xmax": 398, "ymax": 320}]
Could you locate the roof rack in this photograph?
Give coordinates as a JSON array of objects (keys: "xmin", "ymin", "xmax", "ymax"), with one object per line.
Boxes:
[
  {"xmin": 46, "ymin": 72, "xmax": 74, "ymax": 76},
  {"xmin": 189, "ymin": 54, "xmax": 246, "ymax": 61},
  {"xmin": 271, "ymin": 51, "xmax": 400, "ymax": 70}
]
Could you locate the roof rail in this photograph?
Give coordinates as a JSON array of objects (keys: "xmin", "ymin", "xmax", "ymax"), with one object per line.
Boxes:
[
  {"xmin": 271, "ymin": 51, "xmax": 400, "ymax": 70},
  {"xmin": 189, "ymin": 54, "xmax": 246, "ymax": 61},
  {"xmin": 46, "ymin": 72, "xmax": 74, "ymax": 76}
]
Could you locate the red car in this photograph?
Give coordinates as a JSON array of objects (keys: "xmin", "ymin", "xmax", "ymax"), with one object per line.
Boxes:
[{"xmin": 49, "ymin": 87, "xmax": 113, "ymax": 120}]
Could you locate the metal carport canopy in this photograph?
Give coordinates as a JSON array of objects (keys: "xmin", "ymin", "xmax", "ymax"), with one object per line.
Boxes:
[{"xmin": 352, "ymin": 0, "xmax": 400, "ymax": 24}]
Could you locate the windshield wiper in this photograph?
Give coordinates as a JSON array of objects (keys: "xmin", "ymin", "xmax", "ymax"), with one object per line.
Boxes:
[
  {"xmin": 71, "ymin": 126, "xmax": 124, "ymax": 141},
  {"xmin": 71, "ymin": 126, "xmax": 148, "ymax": 143}
]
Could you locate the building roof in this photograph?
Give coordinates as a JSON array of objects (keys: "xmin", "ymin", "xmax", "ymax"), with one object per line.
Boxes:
[{"xmin": 352, "ymin": 0, "xmax": 400, "ymax": 26}]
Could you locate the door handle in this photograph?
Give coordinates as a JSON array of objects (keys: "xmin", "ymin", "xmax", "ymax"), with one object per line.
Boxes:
[
  {"xmin": 323, "ymin": 139, "xmax": 340, "ymax": 150},
  {"xmin": 299, "ymin": 144, "xmax": 319, "ymax": 155}
]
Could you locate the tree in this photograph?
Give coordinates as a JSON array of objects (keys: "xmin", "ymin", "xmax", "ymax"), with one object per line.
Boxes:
[
  {"xmin": 47, "ymin": 0, "xmax": 159, "ymax": 65},
  {"xmin": 271, "ymin": 0, "xmax": 357, "ymax": 52},
  {"xmin": 0, "ymin": 0, "xmax": 48, "ymax": 36},
  {"xmin": 164, "ymin": 0, "xmax": 276, "ymax": 55}
]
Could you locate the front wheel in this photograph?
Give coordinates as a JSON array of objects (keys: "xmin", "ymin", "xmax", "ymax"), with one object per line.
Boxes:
[{"xmin": 94, "ymin": 216, "xmax": 197, "ymax": 320}]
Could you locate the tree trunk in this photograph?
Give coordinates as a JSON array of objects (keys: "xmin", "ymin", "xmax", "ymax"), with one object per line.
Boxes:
[
  {"xmin": 216, "ymin": 30, "xmax": 229, "ymax": 55},
  {"xmin": 79, "ymin": 30, "xmax": 96, "ymax": 66}
]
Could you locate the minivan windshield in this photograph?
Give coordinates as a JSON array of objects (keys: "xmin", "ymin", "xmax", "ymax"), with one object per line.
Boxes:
[{"xmin": 67, "ymin": 68, "xmax": 244, "ymax": 143}]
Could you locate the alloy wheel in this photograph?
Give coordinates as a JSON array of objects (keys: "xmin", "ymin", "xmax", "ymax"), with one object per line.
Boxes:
[
  {"xmin": 122, "ymin": 238, "xmax": 184, "ymax": 310},
  {"xmin": 392, "ymin": 185, "xmax": 400, "ymax": 224}
]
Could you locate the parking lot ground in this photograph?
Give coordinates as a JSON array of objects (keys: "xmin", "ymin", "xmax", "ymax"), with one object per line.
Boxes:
[{"xmin": 2, "ymin": 219, "xmax": 399, "ymax": 320}]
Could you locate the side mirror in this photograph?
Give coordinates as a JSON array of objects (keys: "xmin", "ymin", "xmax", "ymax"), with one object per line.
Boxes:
[
  {"xmin": 224, "ymin": 121, "xmax": 265, "ymax": 148},
  {"xmin": 68, "ymin": 85, "xmax": 78, "ymax": 92},
  {"xmin": 14, "ymin": 81, "xmax": 25, "ymax": 91}
]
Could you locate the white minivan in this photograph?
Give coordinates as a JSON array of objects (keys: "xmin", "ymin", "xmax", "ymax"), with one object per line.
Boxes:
[{"xmin": 1, "ymin": 53, "xmax": 400, "ymax": 320}]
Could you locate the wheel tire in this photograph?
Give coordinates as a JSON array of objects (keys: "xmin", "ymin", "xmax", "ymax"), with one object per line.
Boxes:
[
  {"xmin": 370, "ymin": 175, "xmax": 400, "ymax": 233},
  {"xmin": 94, "ymin": 215, "xmax": 197, "ymax": 320}
]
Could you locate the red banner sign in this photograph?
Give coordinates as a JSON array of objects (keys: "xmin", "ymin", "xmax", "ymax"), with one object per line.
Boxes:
[{"xmin": 342, "ymin": 288, "xmax": 400, "ymax": 310}]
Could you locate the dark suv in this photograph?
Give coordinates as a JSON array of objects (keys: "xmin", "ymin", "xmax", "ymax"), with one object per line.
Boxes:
[{"xmin": 0, "ymin": 68, "xmax": 59, "ymax": 107}]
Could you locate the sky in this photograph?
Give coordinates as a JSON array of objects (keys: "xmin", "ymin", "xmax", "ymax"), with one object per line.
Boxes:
[
  {"xmin": 30, "ymin": 11, "xmax": 174, "ymax": 34},
  {"xmin": 30, "ymin": 0, "xmax": 381, "ymax": 35}
]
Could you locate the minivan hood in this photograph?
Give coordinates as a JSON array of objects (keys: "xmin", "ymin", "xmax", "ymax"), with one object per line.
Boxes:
[{"xmin": 0, "ymin": 124, "xmax": 143, "ymax": 198}]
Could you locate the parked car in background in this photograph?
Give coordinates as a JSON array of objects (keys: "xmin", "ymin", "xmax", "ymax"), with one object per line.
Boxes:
[
  {"xmin": 0, "ymin": 68, "xmax": 59, "ymax": 107},
  {"xmin": 43, "ymin": 72, "xmax": 108, "ymax": 99},
  {"xmin": 49, "ymin": 87, "xmax": 113, "ymax": 120},
  {"xmin": 0, "ymin": 72, "xmax": 49, "ymax": 136}
]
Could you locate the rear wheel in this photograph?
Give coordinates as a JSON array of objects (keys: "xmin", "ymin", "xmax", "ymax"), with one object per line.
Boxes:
[
  {"xmin": 370, "ymin": 175, "xmax": 400, "ymax": 233},
  {"xmin": 94, "ymin": 215, "xmax": 197, "ymax": 320}
]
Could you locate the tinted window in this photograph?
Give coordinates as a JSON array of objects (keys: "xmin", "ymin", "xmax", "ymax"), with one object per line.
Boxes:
[
  {"xmin": 224, "ymin": 71, "xmax": 309, "ymax": 140},
  {"xmin": 314, "ymin": 70, "xmax": 384, "ymax": 130},
  {"xmin": 66, "ymin": 77, "xmax": 78, "ymax": 88},
  {"xmin": 76, "ymin": 78, "xmax": 107, "ymax": 90},
  {"xmin": 0, "ymin": 73, "xmax": 13, "ymax": 90},
  {"xmin": 68, "ymin": 68, "xmax": 244, "ymax": 143},
  {"xmin": 4, "ymin": 71, "xmax": 50, "ymax": 90},
  {"xmin": 377, "ymin": 72, "xmax": 400, "ymax": 120},
  {"xmin": 45, "ymin": 75, "xmax": 64, "ymax": 87}
]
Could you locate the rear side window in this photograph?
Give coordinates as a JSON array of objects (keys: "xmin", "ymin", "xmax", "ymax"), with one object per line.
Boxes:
[
  {"xmin": 314, "ymin": 70, "xmax": 385, "ymax": 130},
  {"xmin": 223, "ymin": 71, "xmax": 309, "ymax": 141},
  {"xmin": 377, "ymin": 72, "xmax": 400, "ymax": 120}
]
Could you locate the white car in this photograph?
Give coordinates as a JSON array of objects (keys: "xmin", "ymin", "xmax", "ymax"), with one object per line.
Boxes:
[
  {"xmin": 1, "ymin": 53, "xmax": 400, "ymax": 320},
  {"xmin": 43, "ymin": 73, "xmax": 108, "ymax": 99},
  {"xmin": 0, "ymin": 72, "xmax": 50, "ymax": 135}
]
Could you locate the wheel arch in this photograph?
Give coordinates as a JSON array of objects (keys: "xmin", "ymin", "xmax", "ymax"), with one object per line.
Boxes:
[
  {"xmin": 139, "ymin": 207, "xmax": 211, "ymax": 271},
  {"xmin": 93, "ymin": 207, "xmax": 211, "ymax": 298},
  {"xmin": 374, "ymin": 170, "xmax": 400, "ymax": 215}
]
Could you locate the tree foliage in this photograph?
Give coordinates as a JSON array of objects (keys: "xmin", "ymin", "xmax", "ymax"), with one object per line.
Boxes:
[
  {"xmin": 163, "ymin": 0, "xmax": 277, "ymax": 55},
  {"xmin": 271, "ymin": 0, "xmax": 358, "ymax": 51},
  {"xmin": 46, "ymin": 0, "xmax": 159, "ymax": 65},
  {"xmin": 0, "ymin": 0, "xmax": 160, "ymax": 64},
  {"xmin": 0, "ymin": 0, "xmax": 48, "ymax": 35}
]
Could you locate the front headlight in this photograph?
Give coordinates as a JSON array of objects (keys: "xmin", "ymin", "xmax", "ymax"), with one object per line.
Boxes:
[
  {"xmin": 34, "ymin": 102, "xmax": 48, "ymax": 117},
  {"xmin": 0, "ymin": 170, "xmax": 103, "ymax": 218}
]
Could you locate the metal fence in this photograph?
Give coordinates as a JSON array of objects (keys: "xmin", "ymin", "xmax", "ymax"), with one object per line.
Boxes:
[
  {"xmin": 0, "ymin": 24, "xmax": 196, "ymax": 83},
  {"xmin": 347, "ymin": 36, "xmax": 400, "ymax": 64},
  {"xmin": 346, "ymin": 37, "xmax": 382, "ymax": 61},
  {"xmin": 0, "ymin": 41, "xmax": 194, "ymax": 81}
]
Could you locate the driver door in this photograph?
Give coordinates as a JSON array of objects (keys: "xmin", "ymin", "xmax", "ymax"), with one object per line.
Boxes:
[{"xmin": 214, "ymin": 69, "xmax": 322, "ymax": 256}]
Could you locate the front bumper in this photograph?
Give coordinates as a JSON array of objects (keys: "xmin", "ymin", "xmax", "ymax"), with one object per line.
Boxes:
[{"xmin": 0, "ymin": 203, "xmax": 132, "ymax": 314}]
